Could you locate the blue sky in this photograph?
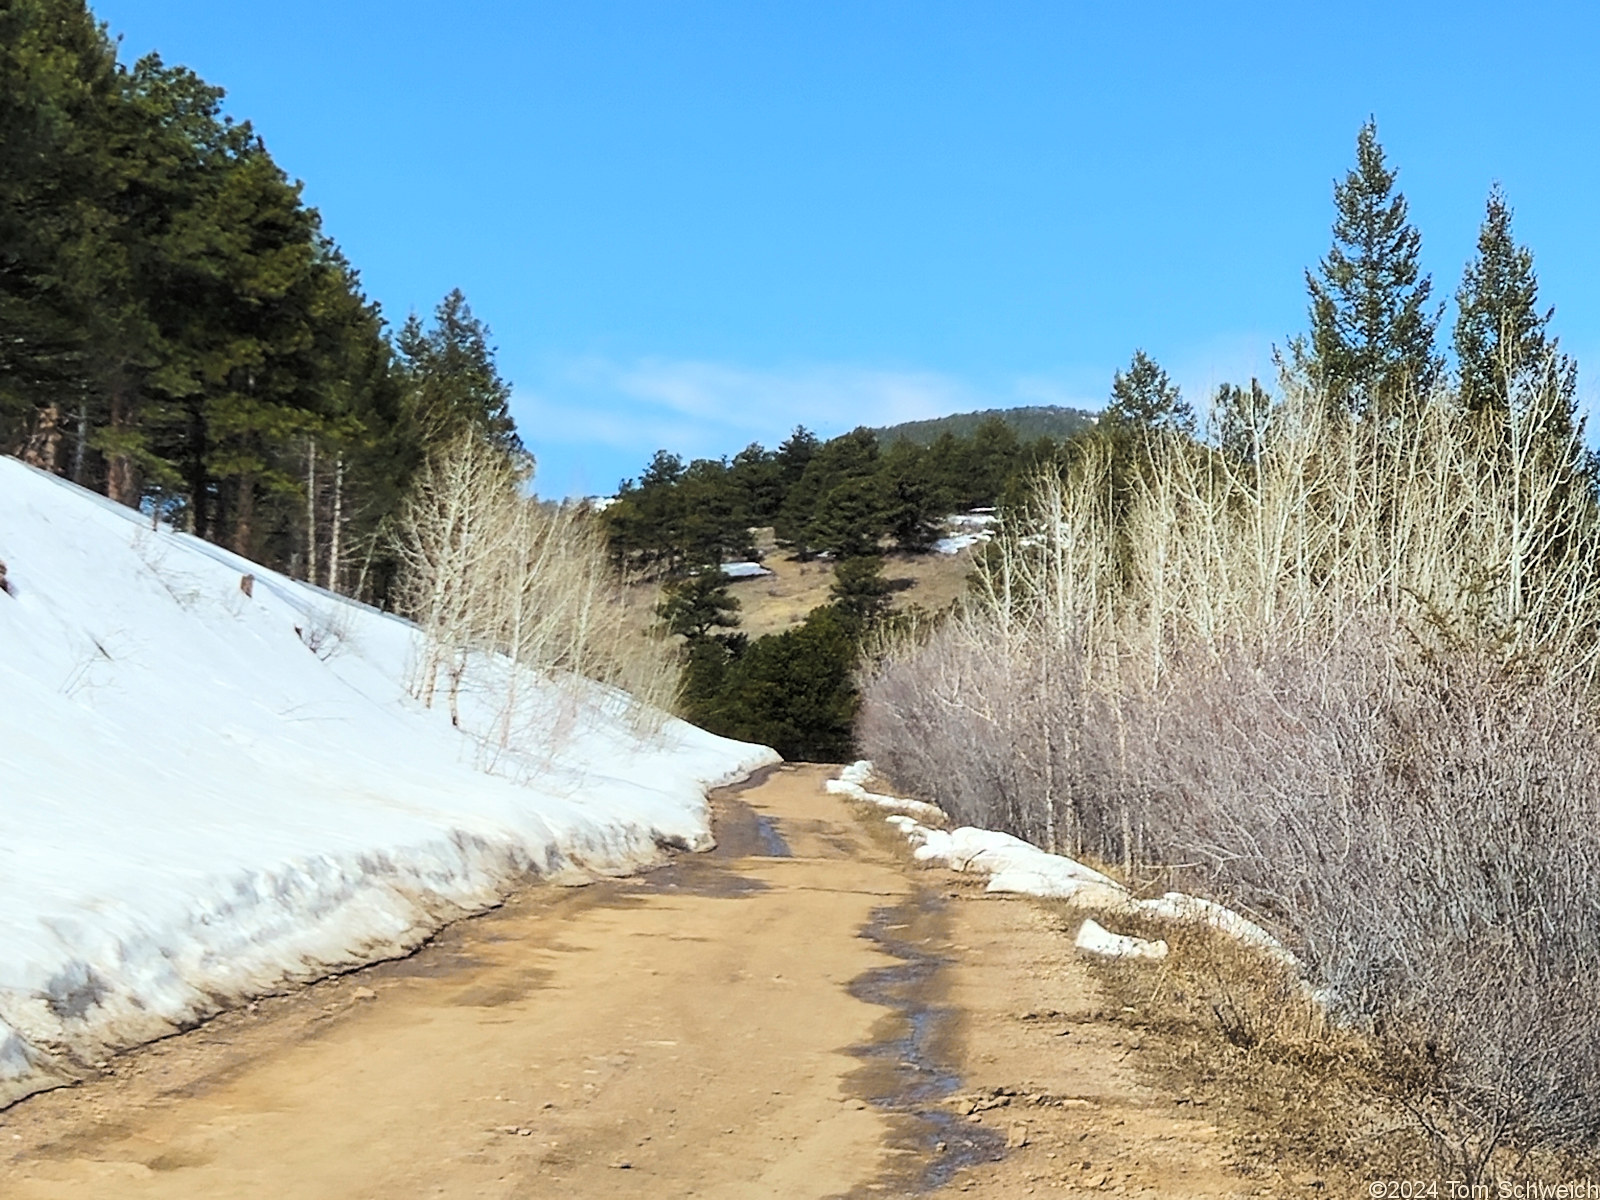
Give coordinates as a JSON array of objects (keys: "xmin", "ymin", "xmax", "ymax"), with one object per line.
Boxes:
[{"xmin": 95, "ymin": 1, "xmax": 1600, "ymax": 496}]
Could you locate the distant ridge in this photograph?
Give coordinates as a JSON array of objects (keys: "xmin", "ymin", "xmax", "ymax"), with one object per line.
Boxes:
[{"xmin": 874, "ymin": 404, "xmax": 1097, "ymax": 446}]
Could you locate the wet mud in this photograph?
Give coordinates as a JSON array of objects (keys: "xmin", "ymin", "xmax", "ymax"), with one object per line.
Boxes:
[{"xmin": 845, "ymin": 890, "xmax": 1006, "ymax": 1194}]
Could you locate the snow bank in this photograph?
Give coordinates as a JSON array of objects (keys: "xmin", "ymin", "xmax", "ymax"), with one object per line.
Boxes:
[
  {"xmin": 824, "ymin": 762, "xmax": 946, "ymax": 822},
  {"xmin": 1075, "ymin": 918, "xmax": 1167, "ymax": 961},
  {"xmin": 1138, "ymin": 892, "xmax": 1297, "ymax": 965},
  {"xmin": 837, "ymin": 761, "xmax": 1296, "ymax": 968},
  {"xmin": 0, "ymin": 458, "xmax": 777, "ymax": 1106}
]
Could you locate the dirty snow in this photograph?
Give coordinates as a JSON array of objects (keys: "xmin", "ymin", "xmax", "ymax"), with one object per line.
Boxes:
[
  {"xmin": 825, "ymin": 762, "xmax": 945, "ymax": 822},
  {"xmin": 838, "ymin": 761, "xmax": 1297, "ymax": 969},
  {"xmin": 0, "ymin": 458, "xmax": 776, "ymax": 1106},
  {"xmin": 1075, "ymin": 918, "xmax": 1168, "ymax": 961}
]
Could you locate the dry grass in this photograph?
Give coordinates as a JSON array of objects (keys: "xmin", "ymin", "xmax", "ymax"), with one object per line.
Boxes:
[
  {"xmin": 622, "ymin": 526, "xmax": 978, "ymax": 640},
  {"xmin": 1074, "ymin": 908, "xmax": 1424, "ymax": 1189}
]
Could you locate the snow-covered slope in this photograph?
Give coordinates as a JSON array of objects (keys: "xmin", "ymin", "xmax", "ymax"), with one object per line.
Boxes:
[{"xmin": 0, "ymin": 457, "xmax": 777, "ymax": 1106}]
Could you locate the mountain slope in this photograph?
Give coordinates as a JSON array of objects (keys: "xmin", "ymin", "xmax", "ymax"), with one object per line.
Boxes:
[
  {"xmin": 873, "ymin": 404, "xmax": 1096, "ymax": 446},
  {"xmin": 0, "ymin": 457, "xmax": 774, "ymax": 1106}
]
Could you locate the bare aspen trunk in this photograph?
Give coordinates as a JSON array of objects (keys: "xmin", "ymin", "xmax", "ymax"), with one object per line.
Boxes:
[
  {"xmin": 21, "ymin": 404, "xmax": 63, "ymax": 473},
  {"xmin": 330, "ymin": 455, "xmax": 345, "ymax": 592},
  {"xmin": 306, "ymin": 438, "xmax": 319, "ymax": 585},
  {"xmin": 106, "ymin": 380, "xmax": 139, "ymax": 506},
  {"xmin": 72, "ymin": 404, "xmax": 87, "ymax": 484}
]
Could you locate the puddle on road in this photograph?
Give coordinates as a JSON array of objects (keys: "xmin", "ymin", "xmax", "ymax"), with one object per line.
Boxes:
[
  {"xmin": 845, "ymin": 890, "xmax": 1005, "ymax": 1194},
  {"xmin": 623, "ymin": 791, "xmax": 792, "ymax": 898}
]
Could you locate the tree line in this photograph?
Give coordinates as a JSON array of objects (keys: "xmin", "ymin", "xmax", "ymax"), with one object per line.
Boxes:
[
  {"xmin": 605, "ymin": 415, "xmax": 1066, "ymax": 760},
  {"xmin": 612, "ymin": 117, "xmax": 1581, "ymax": 591},
  {"xmin": 603, "ymin": 418, "xmax": 1057, "ymax": 574},
  {"xmin": 632, "ymin": 117, "xmax": 1588, "ymax": 761},
  {"xmin": 1, "ymin": 0, "xmax": 519, "ymax": 603}
]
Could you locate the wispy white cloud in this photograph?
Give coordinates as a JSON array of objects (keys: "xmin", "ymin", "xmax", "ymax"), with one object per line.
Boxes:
[
  {"xmin": 516, "ymin": 356, "xmax": 1089, "ymax": 494},
  {"xmin": 555, "ymin": 357, "xmax": 981, "ymax": 438},
  {"xmin": 513, "ymin": 353, "xmax": 1160, "ymax": 496}
]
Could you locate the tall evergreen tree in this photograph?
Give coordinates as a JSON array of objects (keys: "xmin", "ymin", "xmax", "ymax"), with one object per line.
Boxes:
[
  {"xmin": 1102, "ymin": 350, "xmax": 1193, "ymax": 434},
  {"xmin": 1305, "ymin": 120, "xmax": 1442, "ymax": 414},
  {"xmin": 805, "ymin": 475, "xmax": 887, "ymax": 559},
  {"xmin": 0, "ymin": 0, "xmax": 119, "ymax": 458},
  {"xmin": 0, "ymin": 4, "xmax": 425, "ymax": 592},
  {"xmin": 959, "ymin": 417, "xmax": 1024, "ymax": 507},
  {"xmin": 397, "ymin": 289, "xmax": 521, "ymax": 460},
  {"xmin": 878, "ymin": 439, "xmax": 947, "ymax": 551},
  {"xmin": 829, "ymin": 554, "xmax": 893, "ymax": 628},
  {"xmin": 728, "ymin": 442, "xmax": 782, "ymax": 524},
  {"xmin": 774, "ymin": 426, "xmax": 819, "ymax": 492},
  {"xmin": 657, "ymin": 572, "xmax": 741, "ymax": 642},
  {"xmin": 775, "ymin": 426, "xmax": 878, "ymax": 556},
  {"xmin": 1454, "ymin": 184, "xmax": 1575, "ymax": 433}
]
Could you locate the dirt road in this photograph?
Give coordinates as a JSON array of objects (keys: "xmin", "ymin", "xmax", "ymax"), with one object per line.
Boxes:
[{"xmin": 0, "ymin": 765, "xmax": 1250, "ymax": 1198}]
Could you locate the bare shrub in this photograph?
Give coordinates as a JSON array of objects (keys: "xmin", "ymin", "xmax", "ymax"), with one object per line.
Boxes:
[
  {"xmin": 860, "ymin": 374, "xmax": 1600, "ymax": 1169},
  {"xmin": 392, "ymin": 434, "xmax": 680, "ymax": 746},
  {"xmin": 295, "ymin": 603, "xmax": 351, "ymax": 661}
]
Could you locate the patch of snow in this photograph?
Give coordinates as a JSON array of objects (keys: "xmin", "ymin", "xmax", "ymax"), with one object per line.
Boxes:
[
  {"xmin": 1075, "ymin": 918, "xmax": 1167, "ymax": 961},
  {"xmin": 1137, "ymin": 892, "xmax": 1295, "ymax": 964},
  {"xmin": 719, "ymin": 561, "xmax": 773, "ymax": 580},
  {"xmin": 946, "ymin": 512, "xmax": 998, "ymax": 530},
  {"xmin": 833, "ymin": 760, "xmax": 1299, "ymax": 971},
  {"xmin": 932, "ymin": 513, "xmax": 1001, "ymax": 554},
  {"xmin": 838, "ymin": 760, "xmax": 876, "ymax": 788},
  {"xmin": 0, "ymin": 457, "xmax": 777, "ymax": 1106},
  {"xmin": 824, "ymin": 765, "xmax": 945, "ymax": 822},
  {"xmin": 932, "ymin": 533, "xmax": 990, "ymax": 555}
]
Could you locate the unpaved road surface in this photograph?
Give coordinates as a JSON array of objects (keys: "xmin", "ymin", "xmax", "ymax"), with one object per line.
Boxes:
[{"xmin": 0, "ymin": 765, "xmax": 1252, "ymax": 1198}]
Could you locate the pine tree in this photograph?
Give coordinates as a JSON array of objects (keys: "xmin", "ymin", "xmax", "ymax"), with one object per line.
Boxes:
[
  {"xmin": 0, "ymin": 1, "xmax": 439, "ymax": 593},
  {"xmin": 805, "ymin": 476, "xmax": 887, "ymax": 559},
  {"xmin": 776, "ymin": 427, "xmax": 878, "ymax": 556},
  {"xmin": 1213, "ymin": 379, "xmax": 1274, "ymax": 462},
  {"xmin": 657, "ymin": 572, "xmax": 741, "ymax": 642},
  {"xmin": 878, "ymin": 440, "xmax": 947, "ymax": 552},
  {"xmin": 829, "ymin": 555, "xmax": 893, "ymax": 628},
  {"xmin": 961, "ymin": 417, "xmax": 1023, "ymax": 507},
  {"xmin": 1103, "ymin": 350, "xmax": 1193, "ymax": 434},
  {"xmin": 711, "ymin": 606, "xmax": 859, "ymax": 761},
  {"xmin": 728, "ymin": 442, "xmax": 781, "ymax": 524},
  {"xmin": 1305, "ymin": 120, "xmax": 1442, "ymax": 414},
  {"xmin": 676, "ymin": 457, "xmax": 753, "ymax": 566},
  {"xmin": 1454, "ymin": 184, "xmax": 1575, "ymax": 434},
  {"xmin": 774, "ymin": 426, "xmax": 818, "ymax": 491},
  {"xmin": 0, "ymin": 0, "xmax": 120, "ymax": 464},
  {"xmin": 397, "ymin": 289, "xmax": 521, "ymax": 460}
]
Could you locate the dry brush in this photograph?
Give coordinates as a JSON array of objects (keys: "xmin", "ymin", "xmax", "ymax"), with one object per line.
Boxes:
[
  {"xmin": 392, "ymin": 434, "xmax": 679, "ymax": 758},
  {"xmin": 860, "ymin": 376, "xmax": 1600, "ymax": 1174}
]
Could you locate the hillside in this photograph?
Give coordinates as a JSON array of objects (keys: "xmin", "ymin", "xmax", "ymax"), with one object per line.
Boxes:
[
  {"xmin": 873, "ymin": 404, "xmax": 1096, "ymax": 446},
  {"xmin": 719, "ymin": 528, "xmax": 978, "ymax": 639},
  {"xmin": 0, "ymin": 456, "xmax": 773, "ymax": 1107}
]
